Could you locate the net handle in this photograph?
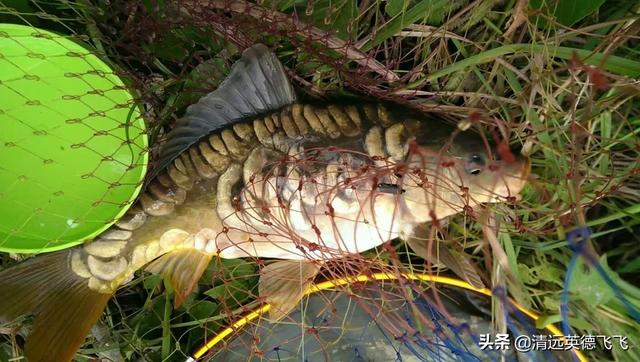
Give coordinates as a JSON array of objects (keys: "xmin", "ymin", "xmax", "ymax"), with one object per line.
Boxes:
[{"xmin": 189, "ymin": 273, "xmax": 589, "ymax": 362}]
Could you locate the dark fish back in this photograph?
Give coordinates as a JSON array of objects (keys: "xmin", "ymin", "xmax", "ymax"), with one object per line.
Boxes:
[{"xmin": 137, "ymin": 102, "xmax": 393, "ymax": 217}]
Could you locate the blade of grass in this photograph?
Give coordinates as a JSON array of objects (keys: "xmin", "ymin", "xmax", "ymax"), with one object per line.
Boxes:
[
  {"xmin": 586, "ymin": 203, "xmax": 640, "ymax": 227},
  {"xmin": 161, "ymin": 280, "xmax": 173, "ymax": 360},
  {"xmin": 359, "ymin": 0, "xmax": 449, "ymax": 51},
  {"xmin": 402, "ymin": 44, "xmax": 640, "ymax": 90}
]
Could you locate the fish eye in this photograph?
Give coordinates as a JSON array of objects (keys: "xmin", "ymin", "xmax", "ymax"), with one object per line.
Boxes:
[{"xmin": 465, "ymin": 153, "xmax": 485, "ymax": 175}]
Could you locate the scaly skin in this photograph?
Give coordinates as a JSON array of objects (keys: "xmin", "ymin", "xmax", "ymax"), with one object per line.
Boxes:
[{"xmin": 68, "ymin": 102, "xmax": 529, "ymax": 294}]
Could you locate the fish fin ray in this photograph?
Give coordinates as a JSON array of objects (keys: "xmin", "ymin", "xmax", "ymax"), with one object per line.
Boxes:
[
  {"xmin": 438, "ymin": 247, "xmax": 486, "ymax": 289},
  {"xmin": 0, "ymin": 251, "xmax": 113, "ymax": 362},
  {"xmin": 259, "ymin": 260, "xmax": 321, "ymax": 322},
  {"xmin": 145, "ymin": 250, "xmax": 213, "ymax": 307},
  {"xmin": 405, "ymin": 225, "xmax": 485, "ymax": 289},
  {"xmin": 150, "ymin": 43, "xmax": 296, "ymax": 178}
]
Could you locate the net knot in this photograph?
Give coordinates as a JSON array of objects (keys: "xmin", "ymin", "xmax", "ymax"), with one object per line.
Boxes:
[{"xmin": 566, "ymin": 226, "xmax": 592, "ymax": 254}]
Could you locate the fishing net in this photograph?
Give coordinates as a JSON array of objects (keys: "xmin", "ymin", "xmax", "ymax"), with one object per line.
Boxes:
[
  {"xmin": 1, "ymin": 1, "xmax": 639, "ymax": 362},
  {"xmin": 0, "ymin": 2, "xmax": 148, "ymax": 253},
  {"xmin": 201, "ymin": 276, "xmax": 584, "ymax": 362}
]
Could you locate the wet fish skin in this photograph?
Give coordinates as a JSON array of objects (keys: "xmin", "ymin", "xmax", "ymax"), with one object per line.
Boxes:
[
  {"xmin": 75, "ymin": 102, "xmax": 418, "ymax": 276},
  {"xmin": 0, "ymin": 44, "xmax": 529, "ymax": 362},
  {"xmin": 71, "ymin": 99, "xmax": 528, "ymax": 287}
]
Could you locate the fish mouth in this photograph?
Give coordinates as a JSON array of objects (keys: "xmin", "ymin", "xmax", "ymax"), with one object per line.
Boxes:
[
  {"xmin": 491, "ymin": 157, "xmax": 531, "ymax": 200},
  {"xmin": 507, "ymin": 157, "xmax": 531, "ymax": 199}
]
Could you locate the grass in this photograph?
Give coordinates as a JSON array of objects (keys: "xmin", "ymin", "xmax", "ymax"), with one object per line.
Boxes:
[{"xmin": 1, "ymin": 0, "xmax": 639, "ymax": 361}]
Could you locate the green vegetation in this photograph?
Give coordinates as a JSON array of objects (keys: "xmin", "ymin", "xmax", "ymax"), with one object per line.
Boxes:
[{"xmin": 0, "ymin": 0, "xmax": 639, "ymax": 361}]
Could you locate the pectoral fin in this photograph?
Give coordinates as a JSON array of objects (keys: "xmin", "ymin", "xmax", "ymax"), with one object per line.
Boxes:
[
  {"xmin": 405, "ymin": 225, "xmax": 485, "ymax": 289},
  {"xmin": 258, "ymin": 260, "xmax": 321, "ymax": 321},
  {"xmin": 437, "ymin": 246, "xmax": 485, "ymax": 289},
  {"xmin": 146, "ymin": 250, "xmax": 213, "ymax": 307}
]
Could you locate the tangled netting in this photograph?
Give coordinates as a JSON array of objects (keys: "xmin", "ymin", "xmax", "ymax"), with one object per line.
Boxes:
[
  {"xmin": 0, "ymin": 1, "xmax": 639, "ymax": 361},
  {"xmin": 206, "ymin": 280, "xmax": 578, "ymax": 361}
]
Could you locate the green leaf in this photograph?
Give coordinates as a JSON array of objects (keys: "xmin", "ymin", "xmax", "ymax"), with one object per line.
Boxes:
[
  {"xmin": 146, "ymin": 29, "xmax": 192, "ymax": 63},
  {"xmin": 176, "ymin": 57, "xmax": 230, "ymax": 110},
  {"xmin": 530, "ymin": 0, "xmax": 606, "ymax": 27},
  {"xmin": 537, "ymin": 264, "xmax": 564, "ymax": 285},
  {"xmin": 143, "ymin": 274, "xmax": 163, "ymax": 290},
  {"xmin": 535, "ymin": 314, "xmax": 594, "ymax": 330},
  {"xmin": 277, "ymin": 0, "xmax": 298, "ymax": 11},
  {"xmin": 302, "ymin": 0, "xmax": 358, "ymax": 40},
  {"xmin": 187, "ymin": 300, "xmax": 218, "ymax": 320},
  {"xmin": 332, "ymin": 0, "xmax": 357, "ymax": 40},
  {"xmin": 218, "ymin": 259, "xmax": 258, "ymax": 279},
  {"xmin": 229, "ymin": 261, "xmax": 257, "ymax": 279},
  {"xmin": 542, "ymin": 296, "xmax": 561, "ymax": 310},
  {"xmin": 383, "ymin": 0, "xmax": 462, "ymax": 27},
  {"xmin": 597, "ymin": 255, "xmax": 640, "ymax": 301},
  {"xmin": 569, "ymin": 258, "xmax": 614, "ymax": 305},
  {"xmin": 203, "ymin": 284, "xmax": 226, "ymax": 300},
  {"xmin": 0, "ymin": 344, "xmax": 11, "ymax": 362},
  {"xmin": 385, "ymin": 0, "xmax": 409, "ymax": 17},
  {"xmin": 518, "ymin": 264, "xmax": 540, "ymax": 285},
  {"xmin": 204, "ymin": 280, "xmax": 252, "ymax": 305},
  {"xmin": 618, "ymin": 256, "xmax": 640, "ymax": 274},
  {"xmin": 136, "ymin": 298, "xmax": 168, "ymax": 339}
]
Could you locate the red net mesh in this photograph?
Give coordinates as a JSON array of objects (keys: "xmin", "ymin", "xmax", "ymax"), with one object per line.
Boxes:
[{"xmin": 0, "ymin": 1, "xmax": 639, "ymax": 361}]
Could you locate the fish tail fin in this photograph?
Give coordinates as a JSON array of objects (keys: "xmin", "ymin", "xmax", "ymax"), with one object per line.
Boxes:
[
  {"xmin": 146, "ymin": 249, "xmax": 213, "ymax": 307},
  {"xmin": 0, "ymin": 250, "xmax": 113, "ymax": 362}
]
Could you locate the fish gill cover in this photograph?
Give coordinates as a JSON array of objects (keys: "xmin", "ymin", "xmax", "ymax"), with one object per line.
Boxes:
[{"xmin": 0, "ymin": 1, "xmax": 639, "ymax": 361}]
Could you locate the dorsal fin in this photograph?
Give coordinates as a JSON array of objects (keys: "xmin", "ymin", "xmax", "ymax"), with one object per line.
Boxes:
[{"xmin": 150, "ymin": 44, "xmax": 296, "ymax": 179}]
